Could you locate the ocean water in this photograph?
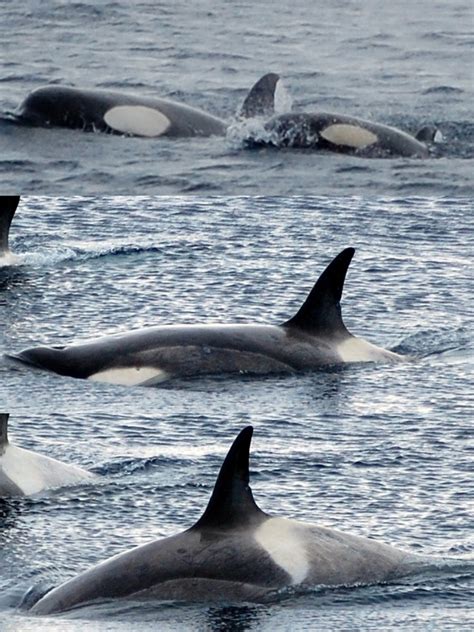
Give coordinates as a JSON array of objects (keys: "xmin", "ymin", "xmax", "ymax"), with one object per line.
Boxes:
[
  {"xmin": 1, "ymin": 0, "xmax": 473, "ymax": 195},
  {"xmin": 0, "ymin": 196, "xmax": 472, "ymax": 630}
]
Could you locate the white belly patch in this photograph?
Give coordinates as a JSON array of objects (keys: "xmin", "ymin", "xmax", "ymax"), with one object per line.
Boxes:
[
  {"xmin": 103, "ymin": 106, "xmax": 171, "ymax": 137},
  {"xmin": 336, "ymin": 337, "xmax": 403, "ymax": 363},
  {"xmin": 254, "ymin": 517, "xmax": 309, "ymax": 584},
  {"xmin": 88, "ymin": 366, "xmax": 168, "ymax": 386},
  {"xmin": 320, "ymin": 124, "xmax": 378, "ymax": 148},
  {"xmin": 1, "ymin": 445, "xmax": 94, "ymax": 496}
]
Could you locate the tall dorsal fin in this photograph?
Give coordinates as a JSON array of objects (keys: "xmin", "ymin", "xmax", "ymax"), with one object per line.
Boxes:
[
  {"xmin": 193, "ymin": 426, "xmax": 268, "ymax": 531},
  {"xmin": 0, "ymin": 197, "xmax": 20, "ymax": 255},
  {"xmin": 240, "ymin": 73, "xmax": 280, "ymax": 119},
  {"xmin": 283, "ymin": 248, "xmax": 355, "ymax": 336},
  {"xmin": 0, "ymin": 414, "xmax": 9, "ymax": 450}
]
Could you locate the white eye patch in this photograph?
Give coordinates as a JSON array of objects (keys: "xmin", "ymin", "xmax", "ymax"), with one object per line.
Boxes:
[
  {"xmin": 320, "ymin": 124, "xmax": 378, "ymax": 148},
  {"xmin": 103, "ymin": 106, "xmax": 171, "ymax": 137}
]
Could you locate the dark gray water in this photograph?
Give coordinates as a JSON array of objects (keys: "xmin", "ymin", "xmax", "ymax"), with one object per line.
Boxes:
[
  {"xmin": 1, "ymin": 0, "xmax": 473, "ymax": 194},
  {"xmin": 0, "ymin": 196, "xmax": 473, "ymax": 630}
]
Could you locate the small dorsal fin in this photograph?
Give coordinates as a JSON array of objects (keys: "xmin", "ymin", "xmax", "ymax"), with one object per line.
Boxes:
[
  {"xmin": 283, "ymin": 248, "xmax": 355, "ymax": 336},
  {"xmin": 415, "ymin": 125, "xmax": 438, "ymax": 143},
  {"xmin": 240, "ymin": 73, "xmax": 280, "ymax": 119},
  {"xmin": 0, "ymin": 197, "xmax": 20, "ymax": 255},
  {"xmin": 0, "ymin": 414, "xmax": 9, "ymax": 448},
  {"xmin": 193, "ymin": 426, "xmax": 268, "ymax": 530}
]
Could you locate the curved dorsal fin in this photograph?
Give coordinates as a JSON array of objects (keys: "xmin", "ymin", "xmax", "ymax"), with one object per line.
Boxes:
[
  {"xmin": 283, "ymin": 248, "xmax": 355, "ymax": 336},
  {"xmin": 193, "ymin": 426, "xmax": 268, "ymax": 531},
  {"xmin": 0, "ymin": 414, "xmax": 9, "ymax": 449},
  {"xmin": 240, "ymin": 73, "xmax": 280, "ymax": 119},
  {"xmin": 0, "ymin": 197, "xmax": 20, "ymax": 255}
]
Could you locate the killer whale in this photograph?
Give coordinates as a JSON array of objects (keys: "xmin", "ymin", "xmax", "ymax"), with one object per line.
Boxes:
[
  {"xmin": 14, "ymin": 74, "xmax": 278, "ymax": 138},
  {"xmin": 15, "ymin": 86, "xmax": 228, "ymax": 137},
  {"xmin": 13, "ymin": 73, "xmax": 437, "ymax": 156},
  {"xmin": 9, "ymin": 248, "xmax": 404, "ymax": 387},
  {"xmin": 0, "ymin": 196, "xmax": 20, "ymax": 265},
  {"xmin": 0, "ymin": 414, "xmax": 95, "ymax": 497},
  {"xmin": 248, "ymin": 111, "xmax": 436, "ymax": 157},
  {"xmin": 30, "ymin": 426, "xmax": 434, "ymax": 614},
  {"xmin": 241, "ymin": 73, "xmax": 437, "ymax": 157}
]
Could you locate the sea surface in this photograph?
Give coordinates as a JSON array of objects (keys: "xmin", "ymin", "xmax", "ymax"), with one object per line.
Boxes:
[
  {"xmin": 1, "ymin": 0, "xmax": 473, "ymax": 195},
  {"xmin": 0, "ymin": 196, "xmax": 473, "ymax": 631}
]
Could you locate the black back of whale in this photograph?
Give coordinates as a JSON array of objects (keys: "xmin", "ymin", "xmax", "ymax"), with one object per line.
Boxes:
[
  {"xmin": 29, "ymin": 428, "xmax": 283, "ymax": 613},
  {"xmin": 16, "ymin": 86, "xmax": 227, "ymax": 137},
  {"xmin": 238, "ymin": 73, "xmax": 435, "ymax": 158},
  {"xmin": 250, "ymin": 112, "xmax": 431, "ymax": 157},
  {"xmin": 11, "ymin": 248, "xmax": 357, "ymax": 380},
  {"xmin": 29, "ymin": 424, "xmax": 426, "ymax": 614},
  {"xmin": 0, "ymin": 197, "xmax": 20, "ymax": 254}
]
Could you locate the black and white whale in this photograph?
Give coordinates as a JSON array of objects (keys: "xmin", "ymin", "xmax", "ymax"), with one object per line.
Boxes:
[
  {"xmin": 9, "ymin": 248, "xmax": 405, "ymax": 386},
  {"xmin": 14, "ymin": 74, "xmax": 281, "ymax": 138},
  {"xmin": 14, "ymin": 73, "xmax": 437, "ymax": 156},
  {"xmin": 15, "ymin": 85, "xmax": 228, "ymax": 137},
  {"xmin": 0, "ymin": 196, "xmax": 20, "ymax": 266},
  {"xmin": 248, "ymin": 112, "xmax": 437, "ymax": 157},
  {"xmin": 0, "ymin": 414, "xmax": 95, "ymax": 497},
  {"xmin": 240, "ymin": 74, "xmax": 438, "ymax": 157},
  {"xmin": 30, "ymin": 426, "xmax": 437, "ymax": 614}
]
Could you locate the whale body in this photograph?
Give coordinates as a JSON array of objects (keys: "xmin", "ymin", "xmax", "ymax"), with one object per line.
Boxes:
[
  {"xmin": 239, "ymin": 73, "xmax": 437, "ymax": 158},
  {"xmin": 0, "ymin": 196, "xmax": 20, "ymax": 265},
  {"xmin": 13, "ymin": 73, "xmax": 435, "ymax": 157},
  {"xmin": 0, "ymin": 414, "xmax": 95, "ymax": 497},
  {"xmin": 9, "ymin": 248, "xmax": 405, "ymax": 386},
  {"xmin": 246, "ymin": 111, "xmax": 436, "ymax": 157},
  {"xmin": 30, "ymin": 426, "xmax": 431, "ymax": 615},
  {"xmin": 15, "ymin": 86, "xmax": 228, "ymax": 138},
  {"xmin": 13, "ymin": 74, "xmax": 280, "ymax": 138}
]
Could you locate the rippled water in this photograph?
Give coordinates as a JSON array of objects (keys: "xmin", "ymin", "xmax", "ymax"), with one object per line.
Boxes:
[
  {"xmin": 0, "ymin": 196, "xmax": 472, "ymax": 631},
  {"xmin": 1, "ymin": 1, "xmax": 473, "ymax": 194}
]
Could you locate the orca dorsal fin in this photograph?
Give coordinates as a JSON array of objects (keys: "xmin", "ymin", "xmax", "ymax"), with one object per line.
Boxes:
[
  {"xmin": 240, "ymin": 73, "xmax": 280, "ymax": 119},
  {"xmin": 0, "ymin": 414, "xmax": 9, "ymax": 450},
  {"xmin": 283, "ymin": 248, "xmax": 355, "ymax": 337},
  {"xmin": 415, "ymin": 125, "xmax": 438, "ymax": 143},
  {"xmin": 0, "ymin": 197, "xmax": 20, "ymax": 255},
  {"xmin": 193, "ymin": 426, "xmax": 268, "ymax": 531}
]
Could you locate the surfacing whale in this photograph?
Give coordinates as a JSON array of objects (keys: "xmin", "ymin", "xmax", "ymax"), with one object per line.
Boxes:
[
  {"xmin": 0, "ymin": 414, "xmax": 95, "ymax": 497},
  {"xmin": 241, "ymin": 73, "xmax": 438, "ymax": 157},
  {"xmin": 0, "ymin": 196, "xmax": 20, "ymax": 265},
  {"xmin": 29, "ymin": 426, "xmax": 437, "ymax": 615},
  {"xmin": 9, "ymin": 248, "xmax": 405, "ymax": 387},
  {"xmin": 13, "ymin": 74, "xmax": 277, "ymax": 138},
  {"xmin": 15, "ymin": 86, "xmax": 227, "ymax": 138}
]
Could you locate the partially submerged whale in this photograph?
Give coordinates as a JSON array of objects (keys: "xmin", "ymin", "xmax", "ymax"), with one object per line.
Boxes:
[
  {"xmin": 0, "ymin": 196, "xmax": 20, "ymax": 266},
  {"xmin": 14, "ymin": 74, "xmax": 278, "ymax": 138},
  {"xmin": 30, "ymin": 426, "xmax": 435, "ymax": 615},
  {"xmin": 247, "ymin": 111, "xmax": 437, "ymax": 157},
  {"xmin": 14, "ymin": 73, "xmax": 278, "ymax": 138},
  {"xmin": 13, "ymin": 73, "xmax": 436, "ymax": 156},
  {"xmin": 241, "ymin": 75, "xmax": 438, "ymax": 157},
  {"xmin": 9, "ymin": 248, "xmax": 405, "ymax": 387},
  {"xmin": 0, "ymin": 414, "xmax": 95, "ymax": 497},
  {"xmin": 15, "ymin": 85, "xmax": 228, "ymax": 138}
]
